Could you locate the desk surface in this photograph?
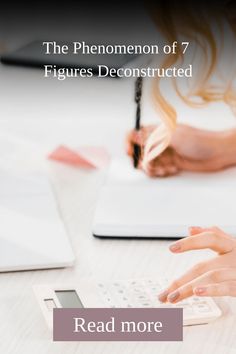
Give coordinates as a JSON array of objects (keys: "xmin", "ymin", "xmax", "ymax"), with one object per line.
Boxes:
[{"xmin": 0, "ymin": 64, "xmax": 236, "ymax": 354}]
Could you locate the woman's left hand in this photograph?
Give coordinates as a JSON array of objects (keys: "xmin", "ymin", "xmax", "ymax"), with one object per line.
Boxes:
[{"xmin": 158, "ymin": 226, "xmax": 236, "ymax": 303}]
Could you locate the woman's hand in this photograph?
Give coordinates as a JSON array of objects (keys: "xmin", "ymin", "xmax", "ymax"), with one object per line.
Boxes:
[
  {"xmin": 126, "ymin": 124, "xmax": 236, "ymax": 177},
  {"xmin": 158, "ymin": 226, "xmax": 236, "ymax": 303}
]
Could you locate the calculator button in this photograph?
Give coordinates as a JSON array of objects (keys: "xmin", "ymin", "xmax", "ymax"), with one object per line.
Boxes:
[
  {"xmin": 132, "ymin": 294, "xmax": 148, "ymax": 301},
  {"xmin": 149, "ymin": 287, "xmax": 162, "ymax": 293},
  {"xmin": 194, "ymin": 303, "xmax": 210, "ymax": 313},
  {"xmin": 146, "ymin": 280, "xmax": 154, "ymax": 285},
  {"xmin": 131, "ymin": 286, "xmax": 144, "ymax": 293},
  {"xmin": 135, "ymin": 295, "xmax": 150, "ymax": 304},
  {"xmin": 101, "ymin": 290, "xmax": 109, "ymax": 295},
  {"xmin": 129, "ymin": 281, "xmax": 138, "ymax": 286},
  {"xmin": 145, "ymin": 280, "xmax": 161, "ymax": 287},
  {"xmin": 141, "ymin": 302, "xmax": 152, "ymax": 307}
]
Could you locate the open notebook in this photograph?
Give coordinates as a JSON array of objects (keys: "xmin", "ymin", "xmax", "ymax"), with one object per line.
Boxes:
[{"xmin": 92, "ymin": 157, "xmax": 236, "ymax": 238}]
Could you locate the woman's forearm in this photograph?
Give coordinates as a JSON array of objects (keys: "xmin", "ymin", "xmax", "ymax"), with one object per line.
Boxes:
[{"xmin": 222, "ymin": 128, "xmax": 236, "ymax": 167}]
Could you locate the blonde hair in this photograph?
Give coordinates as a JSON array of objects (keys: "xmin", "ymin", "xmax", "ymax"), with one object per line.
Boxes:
[{"xmin": 143, "ymin": 1, "xmax": 236, "ymax": 168}]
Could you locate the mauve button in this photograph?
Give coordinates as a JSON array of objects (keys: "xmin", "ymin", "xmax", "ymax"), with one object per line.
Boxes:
[{"xmin": 53, "ymin": 308, "xmax": 183, "ymax": 342}]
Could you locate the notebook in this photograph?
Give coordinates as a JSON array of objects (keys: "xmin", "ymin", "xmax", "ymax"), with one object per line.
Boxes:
[{"xmin": 92, "ymin": 157, "xmax": 236, "ymax": 238}]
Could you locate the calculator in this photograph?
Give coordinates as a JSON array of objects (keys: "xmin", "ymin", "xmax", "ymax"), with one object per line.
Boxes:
[{"xmin": 33, "ymin": 278, "xmax": 222, "ymax": 330}]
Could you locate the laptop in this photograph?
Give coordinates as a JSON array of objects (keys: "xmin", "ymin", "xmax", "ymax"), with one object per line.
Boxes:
[
  {"xmin": 92, "ymin": 158, "xmax": 236, "ymax": 238},
  {"xmin": 1, "ymin": 40, "xmax": 139, "ymax": 76},
  {"xmin": 0, "ymin": 171, "xmax": 75, "ymax": 271}
]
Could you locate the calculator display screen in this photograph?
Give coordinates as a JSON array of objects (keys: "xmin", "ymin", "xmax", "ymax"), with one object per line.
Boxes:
[{"xmin": 55, "ymin": 290, "xmax": 84, "ymax": 308}]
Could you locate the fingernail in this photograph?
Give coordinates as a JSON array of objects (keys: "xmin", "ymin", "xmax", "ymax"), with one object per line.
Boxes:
[
  {"xmin": 158, "ymin": 290, "xmax": 168, "ymax": 302},
  {"xmin": 168, "ymin": 291, "xmax": 180, "ymax": 303},
  {"xmin": 169, "ymin": 243, "xmax": 181, "ymax": 252},
  {"xmin": 194, "ymin": 287, "xmax": 206, "ymax": 296}
]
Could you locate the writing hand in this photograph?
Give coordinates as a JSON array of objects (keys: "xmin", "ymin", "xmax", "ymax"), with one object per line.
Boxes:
[{"xmin": 126, "ymin": 124, "xmax": 236, "ymax": 177}]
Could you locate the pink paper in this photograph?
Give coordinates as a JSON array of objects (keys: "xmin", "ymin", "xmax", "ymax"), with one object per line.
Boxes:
[
  {"xmin": 48, "ymin": 145, "xmax": 110, "ymax": 169},
  {"xmin": 48, "ymin": 145, "xmax": 96, "ymax": 169},
  {"xmin": 77, "ymin": 146, "xmax": 110, "ymax": 169}
]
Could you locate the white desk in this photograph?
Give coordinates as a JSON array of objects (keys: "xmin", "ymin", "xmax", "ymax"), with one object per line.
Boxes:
[{"xmin": 0, "ymin": 64, "xmax": 236, "ymax": 354}]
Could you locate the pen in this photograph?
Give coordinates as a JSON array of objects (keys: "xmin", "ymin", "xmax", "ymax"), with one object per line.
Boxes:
[{"xmin": 133, "ymin": 77, "xmax": 143, "ymax": 168}]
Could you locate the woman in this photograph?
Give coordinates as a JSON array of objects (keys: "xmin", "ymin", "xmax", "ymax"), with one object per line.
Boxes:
[{"xmin": 127, "ymin": 0, "xmax": 236, "ymax": 302}]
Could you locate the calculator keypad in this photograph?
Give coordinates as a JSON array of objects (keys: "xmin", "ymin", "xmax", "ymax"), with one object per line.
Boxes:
[{"xmin": 96, "ymin": 278, "xmax": 222, "ymax": 325}]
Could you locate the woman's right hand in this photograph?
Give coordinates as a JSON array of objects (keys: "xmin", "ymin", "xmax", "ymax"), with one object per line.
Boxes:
[
  {"xmin": 158, "ymin": 226, "xmax": 236, "ymax": 303},
  {"xmin": 126, "ymin": 124, "xmax": 236, "ymax": 177},
  {"xmin": 126, "ymin": 125, "xmax": 181, "ymax": 177}
]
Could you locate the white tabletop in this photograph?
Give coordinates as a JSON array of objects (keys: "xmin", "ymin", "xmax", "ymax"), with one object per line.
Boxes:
[{"xmin": 0, "ymin": 63, "xmax": 236, "ymax": 354}]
